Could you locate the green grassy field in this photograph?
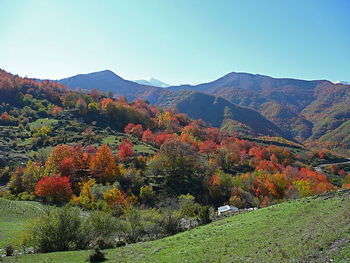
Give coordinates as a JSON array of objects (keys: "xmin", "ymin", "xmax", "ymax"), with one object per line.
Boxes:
[
  {"xmin": 0, "ymin": 199, "xmax": 51, "ymax": 247},
  {"xmin": 2, "ymin": 190, "xmax": 350, "ymax": 263}
]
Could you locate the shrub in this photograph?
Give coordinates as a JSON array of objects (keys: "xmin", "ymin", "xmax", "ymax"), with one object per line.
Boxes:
[
  {"xmin": 138, "ymin": 209, "xmax": 163, "ymax": 240},
  {"xmin": 22, "ymin": 207, "xmax": 84, "ymax": 252},
  {"xmin": 22, "ymin": 207, "xmax": 123, "ymax": 253},
  {"xmin": 82, "ymin": 211, "xmax": 119, "ymax": 249},
  {"xmin": 5, "ymin": 245, "xmax": 14, "ymax": 257},
  {"xmin": 119, "ymin": 208, "xmax": 144, "ymax": 243},
  {"xmin": 117, "ymin": 208, "xmax": 167, "ymax": 242},
  {"xmin": 198, "ymin": 205, "xmax": 212, "ymax": 224},
  {"xmin": 88, "ymin": 247, "xmax": 106, "ymax": 263},
  {"xmin": 178, "ymin": 194, "xmax": 200, "ymax": 218},
  {"xmin": 139, "ymin": 185, "xmax": 156, "ymax": 206},
  {"xmin": 159, "ymin": 212, "xmax": 182, "ymax": 236},
  {"xmin": 18, "ymin": 191, "xmax": 36, "ymax": 201},
  {"xmin": 0, "ymin": 190, "xmax": 16, "ymax": 200}
]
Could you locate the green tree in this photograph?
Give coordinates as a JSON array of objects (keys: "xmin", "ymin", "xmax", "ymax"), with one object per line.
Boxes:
[{"xmin": 146, "ymin": 140, "xmax": 211, "ymax": 198}]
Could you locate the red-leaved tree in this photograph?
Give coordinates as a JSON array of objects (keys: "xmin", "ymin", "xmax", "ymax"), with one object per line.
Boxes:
[
  {"xmin": 142, "ymin": 129, "xmax": 155, "ymax": 144},
  {"xmin": 35, "ymin": 176, "xmax": 72, "ymax": 203},
  {"xmin": 124, "ymin": 123, "xmax": 143, "ymax": 138},
  {"xmin": 117, "ymin": 139, "xmax": 134, "ymax": 161}
]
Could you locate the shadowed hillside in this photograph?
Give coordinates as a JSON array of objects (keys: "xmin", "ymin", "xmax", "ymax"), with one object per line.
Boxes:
[{"xmin": 174, "ymin": 92, "xmax": 289, "ymax": 138}]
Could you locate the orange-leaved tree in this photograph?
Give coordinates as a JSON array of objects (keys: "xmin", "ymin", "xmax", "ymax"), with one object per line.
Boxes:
[{"xmin": 89, "ymin": 144, "xmax": 120, "ymax": 183}]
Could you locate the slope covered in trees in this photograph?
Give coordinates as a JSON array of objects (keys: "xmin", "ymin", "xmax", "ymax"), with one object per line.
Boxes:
[
  {"xmin": 57, "ymin": 70, "xmax": 350, "ymax": 155},
  {"xmin": 167, "ymin": 72, "xmax": 350, "ymax": 154},
  {"xmin": 174, "ymin": 92, "xmax": 289, "ymax": 138},
  {"xmin": 260, "ymin": 101, "xmax": 313, "ymax": 140},
  {"xmin": 58, "ymin": 72, "xmax": 293, "ymax": 138}
]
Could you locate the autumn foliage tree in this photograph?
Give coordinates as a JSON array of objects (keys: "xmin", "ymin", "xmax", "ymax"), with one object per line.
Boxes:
[
  {"xmin": 45, "ymin": 145, "xmax": 87, "ymax": 177},
  {"xmin": 199, "ymin": 140, "xmax": 218, "ymax": 155},
  {"xmin": 103, "ymin": 188, "xmax": 132, "ymax": 214},
  {"xmin": 100, "ymin": 98, "xmax": 114, "ymax": 110},
  {"xmin": 117, "ymin": 139, "xmax": 134, "ymax": 161},
  {"xmin": 124, "ymin": 123, "xmax": 143, "ymax": 138},
  {"xmin": 142, "ymin": 129, "xmax": 155, "ymax": 144},
  {"xmin": 154, "ymin": 133, "xmax": 176, "ymax": 146},
  {"xmin": 89, "ymin": 144, "xmax": 120, "ymax": 183},
  {"xmin": 35, "ymin": 176, "xmax": 73, "ymax": 203},
  {"xmin": 0, "ymin": 112, "xmax": 10, "ymax": 121},
  {"xmin": 50, "ymin": 106, "xmax": 63, "ymax": 115},
  {"xmin": 70, "ymin": 179, "xmax": 96, "ymax": 209}
]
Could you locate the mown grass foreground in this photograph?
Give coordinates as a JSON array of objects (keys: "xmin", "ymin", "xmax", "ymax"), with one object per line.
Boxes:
[{"xmin": 3, "ymin": 190, "xmax": 350, "ymax": 263}]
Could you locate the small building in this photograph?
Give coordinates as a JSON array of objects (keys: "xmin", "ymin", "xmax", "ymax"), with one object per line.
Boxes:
[{"xmin": 217, "ymin": 205, "xmax": 239, "ymax": 215}]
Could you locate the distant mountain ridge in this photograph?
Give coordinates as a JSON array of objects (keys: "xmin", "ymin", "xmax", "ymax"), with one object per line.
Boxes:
[
  {"xmin": 57, "ymin": 70, "xmax": 350, "ymax": 154},
  {"xmin": 167, "ymin": 72, "xmax": 332, "ymax": 112},
  {"xmin": 59, "ymin": 70, "xmax": 163, "ymax": 102},
  {"xmin": 57, "ymin": 70, "xmax": 290, "ymax": 138}
]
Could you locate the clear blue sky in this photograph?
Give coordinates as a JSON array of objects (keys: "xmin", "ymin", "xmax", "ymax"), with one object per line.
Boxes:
[{"xmin": 0, "ymin": 0, "xmax": 349, "ymax": 84}]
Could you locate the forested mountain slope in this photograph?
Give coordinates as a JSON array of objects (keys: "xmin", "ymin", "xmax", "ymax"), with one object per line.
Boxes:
[{"xmin": 58, "ymin": 70, "xmax": 350, "ymax": 154}]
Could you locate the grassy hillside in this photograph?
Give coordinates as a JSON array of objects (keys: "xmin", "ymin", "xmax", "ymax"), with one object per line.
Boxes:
[
  {"xmin": 0, "ymin": 198, "xmax": 51, "ymax": 247},
  {"xmin": 5, "ymin": 190, "xmax": 350, "ymax": 263}
]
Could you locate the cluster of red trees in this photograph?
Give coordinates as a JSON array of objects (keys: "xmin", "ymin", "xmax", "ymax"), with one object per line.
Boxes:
[
  {"xmin": 0, "ymin": 69, "xmax": 66, "ymax": 105},
  {"xmin": 25, "ymin": 125, "xmax": 340, "ymax": 208},
  {"xmin": 29, "ymin": 142, "xmax": 137, "ymax": 204}
]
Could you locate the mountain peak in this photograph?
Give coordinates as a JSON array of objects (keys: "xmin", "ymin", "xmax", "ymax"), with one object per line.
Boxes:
[
  {"xmin": 135, "ymin": 78, "xmax": 170, "ymax": 87},
  {"xmin": 220, "ymin": 71, "xmax": 269, "ymax": 80},
  {"xmin": 98, "ymin": 69, "xmax": 114, "ymax": 74},
  {"xmin": 89, "ymin": 69, "xmax": 118, "ymax": 77}
]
